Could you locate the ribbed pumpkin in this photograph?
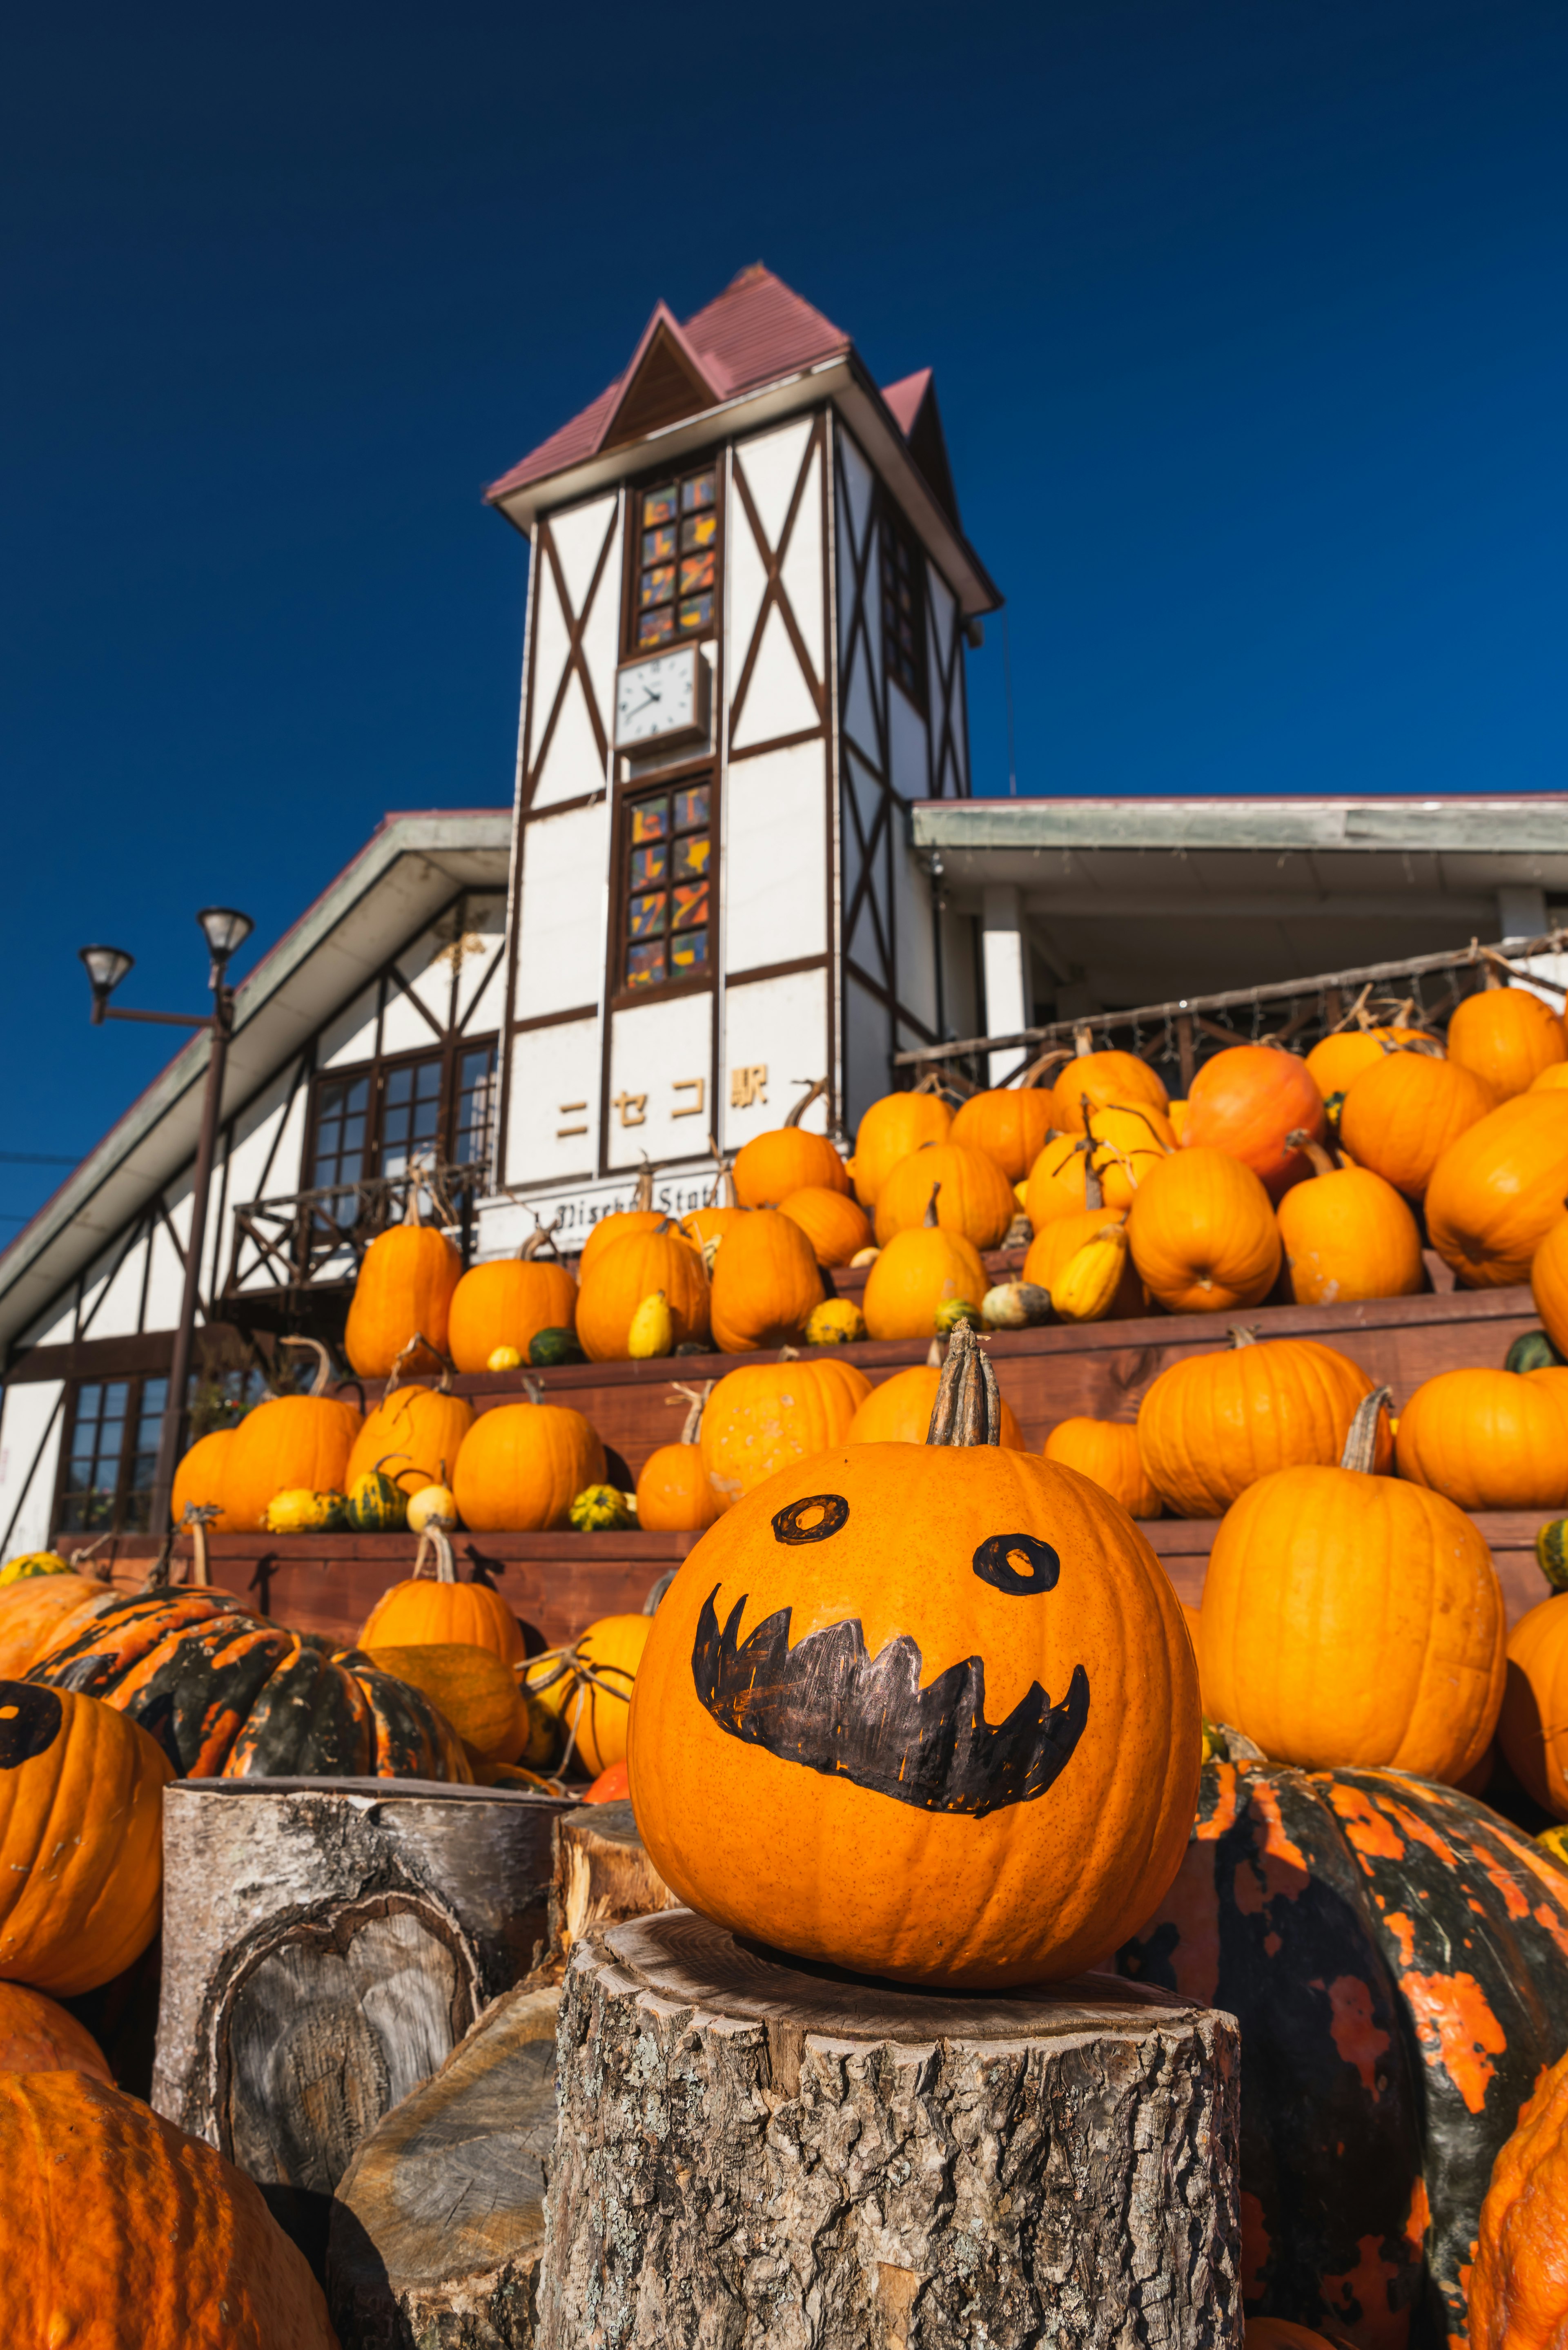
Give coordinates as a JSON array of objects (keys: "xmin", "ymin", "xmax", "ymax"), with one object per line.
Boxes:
[
  {"xmin": 30, "ymin": 1589, "xmax": 474, "ymax": 1784},
  {"xmin": 1180, "ymin": 1045, "xmax": 1325, "ymax": 1198},
  {"xmin": 220, "ymin": 1340, "xmax": 362, "ymax": 1534},
  {"xmin": 1022, "ymin": 1205, "xmax": 1143, "ymax": 1318},
  {"xmin": 1497, "ymin": 1595, "xmax": 1568, "ymax": 1819},
  {"xmin": 873, "ymin": 1143, "xmax": 1016, "ymax": 1249},
  {"xmin": 709, "ymin": 1208, "xmax": 823, "ymax": 1353},
  {"xmin": 359, "ymin": 1521, "xmax": 526, "ymax": 1664},
  {"xmin": 843, "ymin": 1362, "xmax": 1025, "ymax": 1449},
  {"xmin": 777, "ymin": 1185, "xmax": 873, "ymax": 1266},
  {"xmin": 448, "ymin": 1228, "xmax": 578, "ymax": 1374},
  {"xmin": 1022, "ymin": 1130, "xmax": 1099, "ymax": 1228},
  {"xmin": 1048, "ymin": 1049, "xmax": 1169, "ymax": 1131},
  {"xmin": 0, "ymin": 1982, "xmax": 113, "ymax": 2082},
  {"xmin": 1119, "ymin": 1757, "xmax": 1568, "ymax": 2348},
  {"xmin": 1531, "ymin": 1062, "xmax": 1568, "ymax": 1095},
  {"xmin": 345, "ymin": 1192, "xmax": 462, "ymax": 1377},
  {"xmin": 732, "ymin": 1081, "xmax": 849, "ymax": 1207},
  {"xmin": 576, "ymin": 1220, "xmax": 710, "ymax": 1360},
  {"xmin": 1076, "ymin": 1101, "xmax": 1176, "ymax": 1209},
  {"xmin": 1337, "ymin": 1045, "xmax": 1497, "ymax": 1196},
  {"xmin": 579, "ymin": 1160, "xmax": 665, "ymax": 1275},
  {"xmin": 698, "ymin": 1358, "xmax": 871, "ymax": 1511},
  {"xmin": 1394, "ymin": 1366, "xmax": 1568, "ymax": 1511},
  {"xmin": 1469, "ymin": 2045, "xmax": 1568, "ymax": 2350},
  {"xmin": 345, "ymin": 1374, "xmax": 473, "ymax": 1500},
  {"xmin": 1425, "ymin": 1093, "xmax": 1568, "ymax": 1287},
  {"xmin": 0, "ymin": 1681, "xmax": 170, "ymax": 1995},
  {"xmin": 451, "ymin": 1402, "xmax": 606, "ymax": 1536},
  {"xmin": 630, "ymin": 1326, "xmax": 1200, "ymax": 1987},
  {"xmin": 1303, "ymin": 1026, "xmax": 1436, "ymax": 1102},
  {"xmin": 1274, "ymin": 1131, "xmax": 1425, "ymax": 1305},
  {"xmin": 1126, "ymin": 1148, "xmax": 1282, "ymax": 1314},
  {"xmin": 862, "ymin": 1191, "xmax": 989, "ymax": 1341},
  {"xmin": 527, "ymin": 1613, "xmax": 652, "ymax": 1779},
  {"xmin": 0, "ymin": 1574, "xmax": 109, "ymax": 1680},
  {"xmin": 356, "ymin": 1641, "xmax": 525, "ymax": 1766},
  {"xmin": 1535, "ymin": 1215, "xmax": 1568, "ymax": 1360},
  {"xmin": 948, "ymin": 1086, "xmax": 1058, "ymax": 1182},
  {"xmin": 1137, "ymin": 1329, "xmax": 1388, "ymax": 1519},
  {"xmin": 0, "ymin": 2069, "xmax": 336, "ymax": 2348},
  {"xmin": 170, "ymin": 1427, "xmax": 236, "ymax": 1534},
  {"xmin": 1043, "ymin": 1419, "xmax": 1162, "ymax": 1518},
  {"xmin": 635, "ymin": 1382, "xmax": 722, "ymax": 1533},
  {"xmin": 851, "ymin": 1088, "xmax": 953, "ymax": 1208},
  {"xmin": 1201, "ymin": 1388, "xmax": 1504, "ymax": 1778},
  {"xmin": 1448, "ymin": 983, "xmax": 1567, "ymax": 1101},
  {"xmin": 681, "ymin": 1202, "xmax": 746, "ymax": 1257}
]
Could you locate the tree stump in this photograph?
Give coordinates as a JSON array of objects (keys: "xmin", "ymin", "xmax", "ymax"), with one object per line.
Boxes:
[
  {"xmin": 328, "ymin": 1984, "xmax": 561, "ymax": 2350},
  {"xmin": 542, "ymin": 1797, "xmax": 678, "ymax": 1975},
  {"xmin": 540, "ymin": 1909, "xmax": 1240, "ymax": 2350},
  {"xmin": 154, "ymin": 1777, "xmax": 570, "ymax": 2270}
]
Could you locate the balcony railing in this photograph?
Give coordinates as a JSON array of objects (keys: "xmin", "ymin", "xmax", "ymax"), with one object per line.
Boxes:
[{"xmin": 223, "ymin": 1159, "xmax": 490, "ymax": 1301}]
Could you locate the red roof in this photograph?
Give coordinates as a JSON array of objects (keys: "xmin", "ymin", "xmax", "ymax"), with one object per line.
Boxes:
[{"xmin": 487, "ymin": 264, "xmax": 865, "ymax": 502}]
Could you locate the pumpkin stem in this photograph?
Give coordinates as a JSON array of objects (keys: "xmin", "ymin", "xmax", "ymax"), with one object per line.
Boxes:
[
  {"xmin": 1285, "ymin": 1127, "xmax": 1339, "ymax": 1177},
  {"xmin": 1227, "ymin": 1325, "xmax": 1259, "ymax": 1349},
  {"xmin": 704, "ymin": 1135, "xmax": 739, "ymax": 1209},
  {"xmin": 783, "ymin": 1075, "xmax": 830, "ymax": 1128},
  {"xmin": 1073, "ymin": 1026, "xmax": 1094, "ymax": 1057},
  {"xmin": 632, "ymin": 1155, "xmax": 655, "ymax": 1212},
  {"xmin": 412, "ymin": 1521, "xmax": 459, "ymax": 1583},
  {"xmin": 1077, "ymin": 1110, "xmax": 1106, "ymax": 1211},
  {"xmin": 926, "ymin": 1321, "xmax": 1002, "ymax": 1447},
  {"xmin": 670, "ymin": 1380, "xmax": 713, "ymax": 1445},
  {"xmin": 522, "ymin": 1376, "xmax": 543, "ymax": 1405},
  {"xmin": 1340, "ymin": 1385, "xmax": 1392, "ymax": 1474},
  {"xmin": 1010, "ymin": 1043, "xmax": 1072, "ymax": 1091},
  {"xmin": 925, "ymin": 1337, "xmax": 943, "ymax": 1366},
  {"xmin": 922, "ymin": 1181, "xmax": 943, "ymax": 1228},
  {"xmin": 280, "ymin": 1334, "xmax": 334, "ymax": 1397},
  {"xmin": 521, "ymin": 1210, "xmax": 562, "ymax": 1262}
]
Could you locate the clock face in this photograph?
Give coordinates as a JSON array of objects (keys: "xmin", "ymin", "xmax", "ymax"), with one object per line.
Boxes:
[{"xmin": 615, "ymin": 647, "xmax": 704, "ymax": 748}]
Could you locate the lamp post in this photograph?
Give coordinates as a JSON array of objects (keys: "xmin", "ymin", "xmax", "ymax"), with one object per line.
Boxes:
[{"xmin": 79, "ymin": 907, "xmax": 254, "ymax": 1534}]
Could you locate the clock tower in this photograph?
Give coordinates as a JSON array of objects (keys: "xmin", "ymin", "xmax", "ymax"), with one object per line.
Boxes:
[{"xmin": 483, "ymin": 264, "xmax": 1000, "ymax": 1247}]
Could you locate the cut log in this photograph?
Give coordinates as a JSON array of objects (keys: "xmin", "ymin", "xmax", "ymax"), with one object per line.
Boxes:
[
  {"xmin": 329, "ymin": 1984, "xmax": 561, "ymax": 2350},
  {"xmin": 153, "ymin": 1776, "xmax": 570, "ymax": 2271},
  {"xmin": 540, "ymin": 1908, "xmax": 1241, "ymax": 2350},
  {"xmin": 542, "ymin": 1797, "xmax": 678, "ymax": 1975}
]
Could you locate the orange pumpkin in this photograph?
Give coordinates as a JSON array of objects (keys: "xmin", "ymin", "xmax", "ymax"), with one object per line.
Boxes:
[
  {"xmin": 1048, "ymin": 1050, "xmax": 1169, "ymax": 1131},
  {"xmin": 1531, "ymin": 1063, "xmax": 1568, "ymax": 1095},
  {"xmin": 628, "ymin": 1326, "xmax": 1201, "ymax": 1987},
  {"xmin": 0, "ymin": 1574, "xmax": 110, "ymax": 1680},
  {"xmin": 1495, "ymin": 1596, "xmax": 1568, "ymax": 1820},
  {"xmin": 732, "ymin": 1080, "xmax": 849, "ymax": 1207},
  {"xmin": 1425, "ymin": 1093, "xmax": 1568, "ymax": 1287},
  {"xmin": 0, "ymin": 2069, "xmax": 336, "ymax": 2346},
  {"xmin": 450, "ymin": 1403, "xmax": 606, "ymax": 1536},
  {"xmin": 1274, "ymin": 1132, "xmax": 1425, "ymax": 1305},
  {"xmin": 220, "ymin": 1340, "xmax": 362, "ymax": 1534},
  {"xmin": 1076, "ymin": 1101, "xmax": 1176, "ymax": 1209},
  {"xmin": 1448, "ymin": 983, "xmax": 1567, "ymax": 1101},
  {"xmin": 1022, "ymin": 1204, "xmax": 1143, "ymax": 1318},
  {"xmin": 1303, "ymin": 1027, "xmax": 1437, "ymax": 1103},
  {"xmin": 777, "ymin": 1185, "xmax": 873, "ymax": 1266},
  {"xmin": 170, "ymin": 1427, "xmax": 235, "ymax": 1534},
  {"xmin": 1393, "ymin": 1366, "xmax": 1568, "ymax": 1511},
  {"xmin": 0, "ymin": 1681, "xmax": 172, "ymax": 1995},
  {"xmin": 698, "ymin": 1358, "xmax": 870, "ymax": 1512},
  {"xmin": 448, "ymin": 1227, "xmax": 578, "ymax": 1373},
  {"xmin": 344, "ymin": 1193, "xmax": 462, "ymax": 1377},
  {"xmin": 949, "ymin": 1086, "xmax": 1058, "ymax": 1183},
  {"xmin": 0, "ymin": 1981, "xmax": 113, "ymax": 2082},
  {"xmin": 345, "ymin": 1375, "xmax": 473, "ymax": 1498},
  {"xmin": 1137, "ymin": 1328, "xmax": 1389, "ymax": 1519},
  {"xmin": 1200, "ymin": 1388, "xmax": 1505, "ymax": 1781},
  {"xmin": 844, "ymin": 1363, "xmax": 1026, "ymax": 1449},
  {"xmin": 851, "ymin": 1088, "xmax": 953, "ymax": 1208},
  {"xmin": 1180, "ymin": 1045, "xmax": 1325, "ymax": 1198},
  {"xmin": 873, "ymin": 1143, "xmax": 1016, "ymax": 1249},
  {"xmin": 1022, "ymin": 1130, "xmax": 1099, "ymax": 1229},
  {"xmin": 709, "ymin": 1209, "xmax": 823, "ymax": 1353},
  {"xmin": 636, "ymin": 1382, "xmax": 724, "ymax": 1533},
  {"xmin": 359, "ymin": 1520, "xmax": 526, "ymax": 1662},
  {"xmin": 1337, "ymin": 1046, "xmax": 1497, "ymax": 1197},
  {"xmin": 1043, "ymin": 1419, "xmax": 1161, "ymax": 1518},
  {"xmin": 1533, "ymin": 1215, "xmax": 1568, "ymax": 1360},
  {"xmin": 528, "ymin": 1613, "xmax": 651, "ymax": 1779},
  {"xmin": 356, "ymin": 1640, "xmax": 525, "ymax": 1766},
  {"xmin": 861, "ymin": 1189, "xmax": 989, "ymax": 1340},
  {"xmin": 681, "ymin": 1202, "xmax": 746, "ymax": 1258},
  {"xmin": 1126, "ymin": 1148, "xmax": 1282, "ymax": 1314},
  {"xmin": 1468, "ymin": 2043, "xmax": 1568, "ymax": 2349},
  {"xmin": 578, "ymin": 1159, "xmax": 664, "ymax": 1277},
  {"xmin": 576, "ymin": 1221, "xmax": 710, "ymax": 1361}
]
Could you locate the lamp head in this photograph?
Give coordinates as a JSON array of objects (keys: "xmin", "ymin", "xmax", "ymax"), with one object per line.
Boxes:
[
  {"xmin": 79, "ymin": 945, "xmax": 134, "ymax": 1022},
  {"xmin": 196, "ymin": 907, "xmax": 254, "ymax": 984}
]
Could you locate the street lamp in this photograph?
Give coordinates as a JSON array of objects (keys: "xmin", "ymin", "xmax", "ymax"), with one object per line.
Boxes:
[{"xmin": 79, "ymin": 906, "xmax": 254, "ymax": 1534}]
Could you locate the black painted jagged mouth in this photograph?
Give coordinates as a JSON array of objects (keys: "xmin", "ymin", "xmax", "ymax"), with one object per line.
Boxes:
[{"xmin": 690, "ymin": 1589, "xmax": 1090, "ymax": 1819}]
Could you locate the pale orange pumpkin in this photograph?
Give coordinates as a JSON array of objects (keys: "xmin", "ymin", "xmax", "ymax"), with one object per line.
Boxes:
[
  {"xmin": 1077, "ymin": 1101, "xmax": 1176, "ymax": 1209},
  {"xmin": 447, "ymin": 1226, "xmax": 578, "ymax": 1373},
  {"xmin": 358, "ymin": 1519, "xmax": 525, "ymax": 1664},
  {"xmin": 698, "ymin": 1358, "xmax": 871, "ymax": 1511},
  {"xmin": 861, "ymin": 1185, "xmax": 989, "ymax": 1340},
  {"xmin": 1303, "ymin": 1026, "xmax": 1438, "ymax": 1103},
  {"xmin": 1043, "ymin": 1418, "xmax": 1161, "ymax": 1517},
  {"xmin": 345, "ymin": 1373, "xmax": 473, "ymax": 1498},
  {"xmin": 851, "ymin": 1088, "xmax": 953, "ymax": 1208},
  {"xmin": 450, "ymin": 1404, "xmax": 606, "ymax": 1536},
  {"xmin": 1274, "ymin": 1131, "xmax": 1424, "ymax": 1305},
  {"xmin": 1394, "ymin": 1366, "xmax": 1568, "ymax": 1511},
  {"xmin": 777, "ymin": 1185, "xmax": 874, "ymax": 1267},
  {"xmin": 1425, "ymin": 1093, "xmax": 1568, "ymax": 1287},
  {"xmin": 873, "ymin": 1143, "xmax": 1016, "ymax": 1249},
  {"xmin": 0, "ymin": 1576, "xmax": 110, "ymax": 1681},
  {"xmin": 1447, "ymin": 983, "xmax": 1567, "ymax": 1101},
  {"xmin": 1048, "ymin": 1050, "xmax": 1169, "ymax": 1131},
  {"xmin": 1467, "ymin": 2040, "xmax": 1568, "ymax": 2346},
  {"xmin": 344, "ymin": 1193, "xmax": 462, "ymax": 1377},
  {"xmin": 635, "ymin": 1382, "xmax": 723, "ymax": 1533},
  {"xmin": 1180, "ymin": 1045, "xmax": 1325, "ymax": 1198},
  {"xmin": 1336, "ymin": 1046, "xmax": 1497, "ymax": 1197},
  {"xmin": 709, "ymin": 1209, "xmax": 824, "ymax": 1353},
  {"xmin": 576, "ymin": 1221, "xmax": 710, "ymax": 1360},
  {"xmin": 1022, "ymin": 1131, "xmax": 1098, "ymax": 1229},
  {"xmin": 221, "ymin": 1340, "xmax": 362, "ymax": 1534},
  {"xmin": 1126, "ymin": 1148, "xmax": 1282, "ymax": 1314},
  {"xmin": 1137, "ymin": 1328, "xmax": 1389, "ymax": 1519},
  {"xmin": 732, "ymin": 1079, "xmax": 849, "ymax": 1207},
  {"xmin": 170, "ymin": 1427, "xmax": 236, "ymax": 1535},
  {"xmin": 844, "ymin": 1362, "xmax": 1026, "ymax": 1448},
  {"xmin": 0, "ymin": 1982, "xmax": 113, "ymax": 2083},
  {"xmin": 949, "ymin": 1086, "xmax": 1058, "ymax": 1183}
]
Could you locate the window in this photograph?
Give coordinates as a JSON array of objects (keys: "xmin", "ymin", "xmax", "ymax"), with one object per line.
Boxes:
[
  {"xmin": 633, "ymin": 463, "xmax": 718, "ymax": 651},
  {"xmin": 880, "ymin": 514, "xmax": 927, "ymax": 708},
  {"xmin": 307, "ymin": 1038, "xmax": 499, "ymax": 1203},
  {"xmin": 59, "ymin": 1376, "xmax": 169, "ymax": 1534},
  {"xmin": 453, "ymin": 1043, "xmax": 498, "ymax": 1167},
  {"xmin": 379, "ymin": 1057, "xmax": 445, "ymax": 1179},
  {"xmin": 621, "ymin": 781, "xmax": 713, "ymax": 992}
]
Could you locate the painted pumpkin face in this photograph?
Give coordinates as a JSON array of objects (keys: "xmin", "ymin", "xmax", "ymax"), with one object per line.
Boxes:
[{"xmin": 629, "ymin": 1439, "xmax": 1200, "ymax": 1988}]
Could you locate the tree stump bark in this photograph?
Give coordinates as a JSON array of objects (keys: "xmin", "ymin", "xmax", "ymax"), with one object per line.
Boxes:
[
  {"xmin": 539, "ymin": 1908, "xmax": 1241, "ymax": 2350},
  {"xmin": 153, "ymin": 1777, "xmax": 570, "ymax": 2270},
  {"xmin": 328, "ymin": 1985, "xmax": 561, "ymax": 2350}
]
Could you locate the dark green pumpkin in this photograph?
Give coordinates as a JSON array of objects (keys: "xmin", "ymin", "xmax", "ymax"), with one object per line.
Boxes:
[
  {"xmin": 1118, "ymin": 1755, "xmax": 1568, "ymax": 2348},
  {"xmin": 1537, "ymin": 1518, "xmax": 1568, "ymax": 1594},
  {"xmin": 528, "ymin": 1327, "xmax": 585, "ymax": 1367},
  {"xmin": 26, "ymin": 1589, "xmax": 470, "ymax": 1781},
  {"xmin": 1507, "ymin": 1327, "xmax": 1568, "ymax": 1374}
]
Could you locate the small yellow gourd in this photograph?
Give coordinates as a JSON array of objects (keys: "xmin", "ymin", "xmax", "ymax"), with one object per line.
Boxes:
[
  {"xmin": 487, "ymin": 1344, "xmax": 523, "ymax": 1372},
  {"xmin": 1051, "ymin": 1224, "xmax": 1130, "ymax": 1324},
  {"xmin": 406, "ymin": 1483, "xmax": 458, "ymax": 1534},
  {"xmin": 627, "ymin": 1290, "xmax": 675, "ymax": 1360},
  {"xmin": 263, "ymin": 1489, "xmax": 348, "ymax": 1534},
  {"xmin": 805, "ymin": 1299, "xmax": 866, "ymax": 1346}
]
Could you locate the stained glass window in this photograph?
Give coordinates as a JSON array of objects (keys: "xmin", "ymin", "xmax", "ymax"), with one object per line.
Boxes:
[
  {"xmin": 635, "ymin": 465, "xmax": 719, "ymax": 650},
  {"xmin": 880, "ymin": 514, "xmax": 926, "ymax": 709},
  {"xmin": 623, "ymin": 780, "xmax": 713, "ymax": 991}
]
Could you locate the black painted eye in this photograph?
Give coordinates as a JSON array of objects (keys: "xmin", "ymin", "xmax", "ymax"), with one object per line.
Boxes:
[
  {"xmin": 972, "ymin": 1535, "xmax": 1060, "ymax": 1596},
  {"xmin": 772, "ymin": 1494, "xmax": 850, "ymax": 1545},
  {"xmin": 0, "ymin": 1683, "xmax": 62, "ymax": 1769}
]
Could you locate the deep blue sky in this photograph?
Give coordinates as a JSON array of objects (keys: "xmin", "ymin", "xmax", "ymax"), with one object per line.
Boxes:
[{"xmin": 4, "ymin": 0, "xmax": 1567, "ymax": 1231}]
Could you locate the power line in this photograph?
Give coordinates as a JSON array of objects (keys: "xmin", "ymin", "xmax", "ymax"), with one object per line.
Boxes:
[{"xmin": 0, "ymin": 1153, "xmax": 77, "ymax": 1166}]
